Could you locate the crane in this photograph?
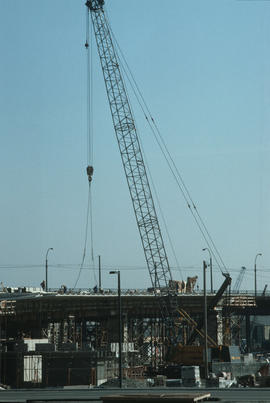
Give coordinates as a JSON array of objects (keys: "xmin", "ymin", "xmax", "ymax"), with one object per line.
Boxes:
[
  {"xmin": 85, "ymin": 0, "xmax": 177, "ymax": 329},
  {"xmin": 86, "ymin": 0, "xmax": 232, "ymax": 352},
  {"xmin": 232, "ymin": 266, "xmax": 246, "ymax": 293},
  {"xmin": 230, "ymin": 267, "xmax": 247, "ymax": 346}
]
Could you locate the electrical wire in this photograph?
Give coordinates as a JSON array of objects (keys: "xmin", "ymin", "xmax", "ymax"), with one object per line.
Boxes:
[{"xmin": 134, "ymin": 112, "xmax": 184, "ymax": 281}]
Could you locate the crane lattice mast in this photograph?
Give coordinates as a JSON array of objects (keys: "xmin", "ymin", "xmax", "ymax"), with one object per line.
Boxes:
[
  {"xmin": 232, "ymin": 266, "xmax": 246, "ymax": 293},
  {"xmin": 86, "ymin": 0, "xmax": 173, "ymax": 294}
]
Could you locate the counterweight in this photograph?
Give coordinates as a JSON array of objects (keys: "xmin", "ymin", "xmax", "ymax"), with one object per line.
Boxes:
[{"xmin": 86, "ymin": 0, "xmax": 172, "ymax": 292}]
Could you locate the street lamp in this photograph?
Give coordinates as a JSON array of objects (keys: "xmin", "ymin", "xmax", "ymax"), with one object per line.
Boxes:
[
  {"xmin": 45, "ymin": 248, "xmax": 53, "ymax": 292},
  {"xmin": 202, "ymin": 248, "xmax": 213, "ymax": 293},
  {"xmin": 109, "ymin": 270, "xmax": 122, "ymax": 388},
  {"xmin": 203, "ymin": 260, "xmax": 209, "ymax": 380},
  {"xmin": 254, "ymin": 253, "xmax": 262, "ymax": 297}
]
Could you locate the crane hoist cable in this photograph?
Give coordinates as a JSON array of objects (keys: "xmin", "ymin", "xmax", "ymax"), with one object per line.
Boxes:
[
  {"xmin": 103, "ymin": 14, "xmax": 183, "ymax": 281},
  {"xmin": 85, "ymin": 6, "xmax": 94, "ymax": 165},
  {"xmin": 113, "ymin": 46, "xmax": 226, "ymax": 274},
  {"xmin": 106, "ymin": 15, "xmax": 228, "ymax": 276},
  {"xmin": 137, "ymin": 124, "xmax": 184, "ymax": 281},
  {"xmin": 74, "ymin": 8, "xmax": 96, "ymax": 289},
  {"xmin": 73, "ymin": 183, "xmax": 92, "ymax": 289},
  {"xmin": 86, "ymin": 8, "xmax": 97, "ymax": 285}
]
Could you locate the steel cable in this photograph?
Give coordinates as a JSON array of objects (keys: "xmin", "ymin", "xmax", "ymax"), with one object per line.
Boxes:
[{"xmin": 106, "ymin": 17, "xmax": 228, "ymax": 275}]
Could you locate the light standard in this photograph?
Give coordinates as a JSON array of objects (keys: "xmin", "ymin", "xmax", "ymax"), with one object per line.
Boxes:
[
  {"xmin": 98, "ymin": 255, "xmax": 102, "ymax": 292},
  {"xmin": 45, "ymin": 248, "xmax": 53, "ymax": 292},
  {"xmin": 109, "ymin": 270, "xmax": 122, "ymax": 388},
  {"xmin": 254, "ymin": 253, "xmax": 262, "ymax": 297},
  {"xmin": 203, "ymin": 260, "xmax": 209, "ymax": 380},
  {"xmin": 202, "ymin": 248, "xmax": 213, "ymax": 293}
]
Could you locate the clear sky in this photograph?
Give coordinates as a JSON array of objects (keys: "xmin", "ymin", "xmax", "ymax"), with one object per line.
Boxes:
[{"xmin": 1, "ymin": 0, "xmax": 270, "ymax": 292}]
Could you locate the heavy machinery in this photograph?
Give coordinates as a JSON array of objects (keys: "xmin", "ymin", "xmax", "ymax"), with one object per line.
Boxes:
[
  {"xmin": 230, "ymin": 267, "xmax": 247, "ymax": 345},
  {"xmin": 86, "ymin": 0, "xmax": 232, "ymax": 362},
  {"xmin": 233, "ymin": 266, "xmax": 246, "ymax": 293},
  {"xmin": 187, "ymin": 273, "xmax": 232, "ymax": 345},
  {"xmin": 85, "ymin": 0, "xmax": 176, "ymax": 332}
]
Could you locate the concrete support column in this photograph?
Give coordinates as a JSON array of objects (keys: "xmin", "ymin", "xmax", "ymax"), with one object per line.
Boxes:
[
  {"xmin": 216, "ymin": 310, "xmax": 223, "ymax": 345},
  {"xmin": 123, "ymin": 313, "xmax": 128, "ymax": 367}
]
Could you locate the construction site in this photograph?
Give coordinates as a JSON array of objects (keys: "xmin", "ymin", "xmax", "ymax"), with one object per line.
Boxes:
[
  {"xmin": 1, "ymin": 275, "xmax": 270, "ymax": 388},
  {"xmin": 1, "ymin": 0, "xmax": 270, "ymax": 394}
]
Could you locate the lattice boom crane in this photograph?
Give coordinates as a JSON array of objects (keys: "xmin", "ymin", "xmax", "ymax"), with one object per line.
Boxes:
[{"xmin": 86, "ymin": 0, "xmax": 173, "ymax": 294}]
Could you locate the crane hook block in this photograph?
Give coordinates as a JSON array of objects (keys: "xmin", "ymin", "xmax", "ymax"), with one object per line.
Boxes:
[{"xmin": 86, "ymin": 165, "xmax": 94, "ymax": 182}]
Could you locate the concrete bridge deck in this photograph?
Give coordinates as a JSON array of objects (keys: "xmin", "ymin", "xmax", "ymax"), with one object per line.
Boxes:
[{"xmin": 0, "ymin": 290, "xmax": 268, "ymax": 322}]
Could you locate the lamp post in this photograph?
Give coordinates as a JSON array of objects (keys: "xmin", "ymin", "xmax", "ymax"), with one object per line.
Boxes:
[
  {"xmin": 254, "ymin": 253, "xmax": 262, "ymax": 297},
  {"xmin": 109, "ymin": 270, "xmax": 122, "ymax": 388},
  {"xmin": 202, "ymin": 248, "xmax": 213, "ymax": 293},
  {"xmin": 45, "ymin": 248, "xmax": 53, "ymax": 292},
  {"xmin": 98, "ymin": 255, "xmax": 102, "ymax": 292},
  {"xmin": 203, "ymin": 260, "xmax": 209, "ymax": 380}
]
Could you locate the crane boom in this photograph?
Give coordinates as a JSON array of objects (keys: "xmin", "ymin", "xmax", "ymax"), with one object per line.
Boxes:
[
  {"xmin": 232, "ymin": 266, "xmax": 246, "ymax": 293},
  {"xmin": 86, "ymin": 0, "xmax": 172, "ymax": 292}
]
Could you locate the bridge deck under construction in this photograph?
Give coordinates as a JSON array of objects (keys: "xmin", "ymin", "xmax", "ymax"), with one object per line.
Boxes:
[
  {"xmin": 0, "ymin": 289, "xmax": 269, "ymax": 388},
  {"xmin": 0, "ymin": 290, "xmax": 265, "ymax": 321}
]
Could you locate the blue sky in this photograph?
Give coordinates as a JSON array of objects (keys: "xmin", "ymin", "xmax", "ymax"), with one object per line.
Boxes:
[{"xmin": 1, "ymin": 0, "xmax": 270, "ymax": 292}]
